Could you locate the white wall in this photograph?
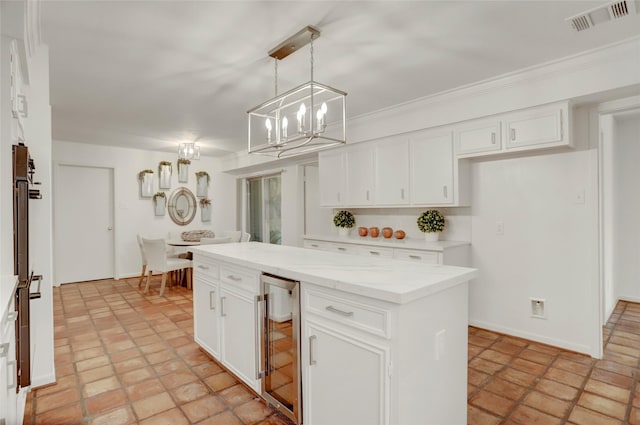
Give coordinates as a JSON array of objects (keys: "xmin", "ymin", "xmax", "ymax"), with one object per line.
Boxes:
[
  {"xmin": 600, "ymin": 114, "xmax": 616, "ymax": 321},
  {"xmin": 611, "ymin": 112, "xmax": 640, "ymax": 302},
  {"xmin": 469, "ymin": 149, "xmax": 600, "ymax": 355},
  {"xmin": 52, "ymin": 140, "xmax": 237, "ymax": 279}
]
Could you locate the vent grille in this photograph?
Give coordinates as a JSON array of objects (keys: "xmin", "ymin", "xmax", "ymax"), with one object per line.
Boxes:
[{"xmin": 566, "ymin": 0, "xmax": 636, "ymax": 32}]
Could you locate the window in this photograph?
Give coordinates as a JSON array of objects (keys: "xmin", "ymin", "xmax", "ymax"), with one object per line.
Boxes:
[{"xmin": 247, "ymin": 174, "xmax": 281, "ymax": 244}]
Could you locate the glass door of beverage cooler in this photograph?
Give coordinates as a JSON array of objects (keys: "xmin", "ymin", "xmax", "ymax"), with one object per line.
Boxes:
[{"xmin": 259, "ymin": 274, "xmax": 301, "ymax": 424}]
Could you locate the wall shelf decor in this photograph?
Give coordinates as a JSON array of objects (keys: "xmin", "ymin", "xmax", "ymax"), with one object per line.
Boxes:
[
  {"xmin": 153, "ymin": 192, "xmax": 166, "ymax": 216},
  {"xmin": 200, "ymin": 197, "xmax": 212, "ymax": 222},
  {"xmin": 158, "ymin": 161, "xmax": 172, "ymax": 189},
  {"xmin": 139, "ymin": 169, "xmax": 154, "ymax": 198},
  {"xmin": 178, "ymin": 159, "xmax": 190, "ymax": 183},
  {"xmin": 195, "ymin": 171, "xmax": 210, "ymax": 198}
]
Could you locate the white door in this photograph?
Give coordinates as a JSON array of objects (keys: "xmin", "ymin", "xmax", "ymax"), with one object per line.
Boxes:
[
  {"xmin": 318, "ymin": 150, "xmax": 345, "ymax": 207},
  {"xmin": 54, "ymin": 165, "xmax": 114, "ymax": 284},
  {"xmin": 346, "ymin": 147, "xmax": 375, "ymax": 206},
  {"xmin": 375, "ymin": 138, "xmax": 410, "ymax": 205},
  {"xmin": 193, "ymin": 278, "xmax": 219, "ymax": 357}
]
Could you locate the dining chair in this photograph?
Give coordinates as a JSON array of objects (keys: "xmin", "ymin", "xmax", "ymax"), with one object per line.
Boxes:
[
  {"xmin": 142, "ymin": 237, "xmax": 193, "ymax": 296},
  {"xmin": 136, "ymin": 234, "xmax": 148, "ymax": 288},
  {"xmin": 200, "ymin": 237, "xmax": 232, "ymax": 245},
  {"xmin": 240, "ymin": 232, "xmax": 251, "ymax": 242}
]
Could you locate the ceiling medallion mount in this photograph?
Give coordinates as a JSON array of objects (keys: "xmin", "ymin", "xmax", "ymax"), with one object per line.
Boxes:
[{"xmin": 248, "ymin": 25, "xmax": 347, "ymax": 158}]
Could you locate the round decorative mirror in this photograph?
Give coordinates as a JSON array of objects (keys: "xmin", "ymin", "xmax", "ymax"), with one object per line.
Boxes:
[{"xmin": 167, "ymin": 187, "xmax": 197, "ymax": 225}]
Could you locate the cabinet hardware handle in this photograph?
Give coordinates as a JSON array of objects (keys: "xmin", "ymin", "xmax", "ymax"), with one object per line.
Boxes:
[
  {"xmin": 197, "ymin": 265, "xmax": 210, "ymax": 270},
  {"xmin": 491, "ymin": 132, "xmax": 496, "ymax": 144},
  {"xmin": 337, "ymin": 192, "xmax": 341, "ymax": 202},
  {"xmin": 6, "ymin": 311, "xmax": 17, "ymax": 322},
  {"xmin": 7, "ymin": 360, "xmax": 16, "ymax": 390},
  {"xmin": 0, "ymin": 343, "xmax": 8, "ymax": 358},
  {"xmin": 311, "ymin": 244, "xmax": 319, "ymax": 248},
  {"xmin": 369, "ymin": 251, "xmax": 380, "ymax": 255},
  {"xmin": 220, "ymin": 297, "xmax": 226, "ymax": 317},
  {"xmin": 366, "ymin": 190, "xmax": 370, "ymax": 201},
  {"xmin": 227, "ymin": 275, "xmax": 241, "ymax": 282},
  {"xmin": 510, "ymin": 128, "xmax": 516, "ymax": 141},
  {"xmin": 255, "ymin": 294, "xmax": 266, "ymax": 379},
  {"xmin": 326, "ymin": 305, "xmax": 354, "ymax": 317},
  {"xmin": 443, "ymin": 185, "xmax": 448, "ymax": 198},
  {"xmin": 401, "ymin": 188, "xmax": 405, "ymax": 199},
  {"xmin": 409, "ymin": 255, "xmax": 422, "ymax": 260},
  {"xmin": 309, "ymin": 335, "xmax": 317, "ymax": 366},
  {"xmin": 209, "ymin": 291, "xmax": 215, "ymax": 310},
  {"xmin": 337, "ymin": 247, "xmax": 347, "ymax": 251}
]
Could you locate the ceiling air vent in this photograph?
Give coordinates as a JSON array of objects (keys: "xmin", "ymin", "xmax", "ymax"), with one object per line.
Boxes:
[{"xmin": 566, "ymin": 0, "xmax": 637, "ymax": 32}]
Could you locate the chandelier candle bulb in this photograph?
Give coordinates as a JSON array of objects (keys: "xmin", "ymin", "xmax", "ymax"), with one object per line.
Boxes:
[
  {"xmin": 282, "ymin": 116, "xmax": 288, "ymax": 140},
  {"xmin": 316, "ymin": 109, "xmax": 324, "ymax": 132},
  {"xmin": 265, "ymin": 118, "xmax": 272, "ymax": 142},
  {"xmin": 298, "ymin": 103, "xmax": 306, "ymax": 133}
]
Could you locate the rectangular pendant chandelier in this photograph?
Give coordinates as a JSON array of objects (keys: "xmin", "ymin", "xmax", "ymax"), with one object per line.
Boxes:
[{"xmin": 248, "ymin": 26, "xmax": 347, "ymax": 158}]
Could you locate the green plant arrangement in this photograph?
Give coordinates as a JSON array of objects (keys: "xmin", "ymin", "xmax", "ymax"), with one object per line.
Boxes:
[
  {"xmin": 177, "ymin": 158, "xmax": 191, "ymax": 165},
  {"xmin": 333, "ymin": 210, "xmax": 355, "ymax": 228},
  {"xmin": 138, "ymin": 169, "xmax": 154, "ymax": 180},
  {"xmin": 152, "ymin": 192, "xmax": 166, "ymax": 204},
  {"xmin": 195, "ymin": 171, "xmax": 210, "ymax": 185},
  {"xmin": 417, "ymin": 210, "xmax": 445, "ymax": 241},
  {"xmin": 199, "ymin": 198, "xmax": 212, "ymax": 207}
]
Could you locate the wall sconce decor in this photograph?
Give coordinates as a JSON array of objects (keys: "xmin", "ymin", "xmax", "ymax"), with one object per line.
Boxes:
[
  {"xmin": 195, "ymin": 171, "xmax": 210, "ymax": 198},
  {"xmin": 153, "ymin": 192, "xmax": 166, "ymax": 216},
  {"xmin": 158, "ymin": 161, "xmax": 172, "ymax": 189},
  {"xmin": 177, "ymin": 159, "xmax": 190, "ymax": 183},
  {"xmin": 200, "ymin": 198, "xmax": 212, "ymax": 222},
  {"xmin": 138, "ymin": 169, "xmax": 154, "ymax": 198}
]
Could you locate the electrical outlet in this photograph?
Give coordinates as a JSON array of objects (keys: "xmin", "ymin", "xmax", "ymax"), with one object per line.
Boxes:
[
  {"xmin": 496, "ymin": 221, "xmax": 504, "ymax": 236},
  {"xmin": 530, "ymin": 298, "xmax": 546, "ymax": 319}
]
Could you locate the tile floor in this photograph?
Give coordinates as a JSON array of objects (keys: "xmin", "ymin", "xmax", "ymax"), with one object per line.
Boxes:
[{"xmin": 21, "ymin": 278, "xmax": 640, "ymax": 425}]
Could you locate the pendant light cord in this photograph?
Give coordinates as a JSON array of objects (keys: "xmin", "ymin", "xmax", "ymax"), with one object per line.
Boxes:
[
  {"xmin": 274, "ymin": 58, "xmax": 278, "ymax": 96},
  {"xmin": 310, "ymin": 35, "xmax": 314, "ymax": 82}
]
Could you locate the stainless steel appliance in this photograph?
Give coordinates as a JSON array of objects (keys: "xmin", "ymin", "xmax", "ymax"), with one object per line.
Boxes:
[
  {"xmin": 258, "ymin": 273, "xmax": 302, "ymax": 424},
  {"xmin": 12, "ymin": 143, "xmax": 42, "ymax": 390}
]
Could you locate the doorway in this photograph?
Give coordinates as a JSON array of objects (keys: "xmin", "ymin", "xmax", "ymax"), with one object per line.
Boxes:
[
  {"xmin": 54, "ymin": 164, "xmax": 115, "ymax": 284},
  {"xmin": 599, "ymin": 103, "xmax": 640, "ymax": 345}
]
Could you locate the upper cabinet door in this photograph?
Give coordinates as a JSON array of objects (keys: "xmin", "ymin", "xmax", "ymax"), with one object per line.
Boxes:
[
  {"xmin": 318, "ymin": 150, "xmax": 345, "ymax": 207},
  {"xmin": 374, "ymin": 138, "xmax": 409, "ymax": 205},
  {"xmin": 455, "ymin": 119, "xmax": 502, "ymax": 157},
  {"xmin": 346, "ymin": 147, "xmax": 375, "ymax": 206},
  {"xmin": 504, "ymin": 107, "xmax": 564, "ymax": 150},
  {"xmin": 410, "ymin": 131, "xmax": 454, "ymax": 205}
]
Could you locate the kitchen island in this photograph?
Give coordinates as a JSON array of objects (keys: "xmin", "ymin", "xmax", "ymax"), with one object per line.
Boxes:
[{"xmin": 191, "ymin": 242, "xmax": 477, "ymax": 425}]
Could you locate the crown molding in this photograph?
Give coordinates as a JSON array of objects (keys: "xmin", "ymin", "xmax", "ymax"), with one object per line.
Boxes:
[{"xmin": 25, "ymin": 0, "xmax": 41, "ymax": 58}]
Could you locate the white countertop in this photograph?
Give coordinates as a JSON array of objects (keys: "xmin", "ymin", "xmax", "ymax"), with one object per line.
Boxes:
[
  {"xmin": 192, "ymin": 242, "xmax": 477, "ymax": 304},
  {"xmin": 304, "ymin": 233, "xmax": 470, "ymax": 252}
]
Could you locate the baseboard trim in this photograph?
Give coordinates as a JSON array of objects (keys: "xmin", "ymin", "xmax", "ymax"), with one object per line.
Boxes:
[
  {"xmin": 618, "ymin": 295, "xmax": 640, "ymax": 304},
  {"xmin": 469, "ymin": 319, "xmax": 594, "ymax": 357}
]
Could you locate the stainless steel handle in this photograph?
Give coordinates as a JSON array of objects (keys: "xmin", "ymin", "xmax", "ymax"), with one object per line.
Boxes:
[
  {"xmin": 369, "ymin": 251, "xmax": 380, "ymax": 256},
  {"xmin": 311, "ymin": 244, "xmax": 319, "ymax": 248},
  {"xmin": 227, "ymin": 275, "xmax": 241, "ymax": 282},
  {"xmin": 220, "ymin": 296, "xmax": 226, "ymax": 317},
  {"xmin": 209, "ymin": 290, "xmax": 215, "ymax": 310},
  {"xmin": 107, "ymin": 226, "xmax": 113, "ymax": 231},
  {"xmin": 7, "ymin": 361, "xmax": 16, "ymax": 390},
  {"xmin": 337, "ymin": 247, "xmax": 347, "ymax": 251},
  {"xmin": 401, "ymin": 188, "xmax": 405, "ymax": 200},
  {"xmin": 366, "ymin": 190, "xmax": 370, "ymax": 201},
  {"xmin": 255, "ymin": 295, "xmax": 266, "ymax": 380},
  {"xmin": 198, "ymin": 265, "xmax": 210, "ymax": 270},
  {"xmin": 491, "ymin": 132, "xmax": 496, "ymax": 144},
  {"xmin": 510, "ymin": 128, "xmax": 516, "ymax": 141},
  {"xmin": 0, "ymin": 343, "xmax": 8, "ymax": 358},
  {"xmin": 443, "ymin": 185, "xmax": 448, "ymax": 198},
  {"xmin": 337, "ymin": 192, "xmax": 341, "ymax": 202},
  {"xmin": 326, "ymin": 305, "xmax": 354, "ymax": 317},
  {"xmin": 309, "ymin": 335, "xmax": 317, "ymax": 366},
  {"xmin": 409, "ymin": 255, "xmax": 422, "ymax": 260}
]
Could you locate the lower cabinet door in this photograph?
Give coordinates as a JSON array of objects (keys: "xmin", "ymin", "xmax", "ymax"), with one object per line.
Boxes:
[
  {"xmin": 220, "ymin": 287, "xmax": 259, "ymax": 392},
  {"xmin": 193, "ymin": 278, "xmax": 219, "ymax": 358},
  {"xmin": 304, "ymin": 321, "xmax": 388, "ymax": 425}
]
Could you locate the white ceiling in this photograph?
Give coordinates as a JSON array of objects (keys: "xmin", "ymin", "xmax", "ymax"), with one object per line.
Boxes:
[{"xmin": 40, "ymin": 1, "xmax": 640, "ymax": 157}]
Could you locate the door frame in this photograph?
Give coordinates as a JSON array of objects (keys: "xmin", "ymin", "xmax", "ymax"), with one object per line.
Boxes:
[
  {"xmin": 52, "ymin": 161, "xmax": 120, "ymax": 285},
  {"xmin": 596, "ymin": 95, "xmax": 640, "ymax": 356}
]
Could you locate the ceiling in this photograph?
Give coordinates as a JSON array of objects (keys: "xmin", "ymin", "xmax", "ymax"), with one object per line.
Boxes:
[{"xmin": 39, "ymin": 1, "xmax": 640, "ymax": 157}]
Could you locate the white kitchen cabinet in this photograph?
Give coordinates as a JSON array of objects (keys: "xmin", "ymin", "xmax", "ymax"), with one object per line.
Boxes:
[
  {"xmin": 374, "ymin": 137, "xmax": 410, "ymax": 205},
  {"xmin": 410, "ymin": 131, "xmax": 455, "ymax": 205},
  {"xmin": 193, "ymin": 278, "xmax": 219, "ymax": 357},
  {"xmin": 318, "ymin": 149, "xmax": 345, "ymax": 207},
  {"xmin": 504, "ymin": 104, "xmax": 566, "ymax": 150},
  {"xmin": 303, "ymin": 320, "xmax": 388, "ymax": 425},
  {"xmin": 455, "ymin": 119, "xmax": 502, "ymax": 156},
  {"xmin": 346, "ymin": 146, "xmax": 375, "ymax": 206},
  {"xmin": 219, "ymin": 286, "xmax": 259, "ymax": 392}
]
